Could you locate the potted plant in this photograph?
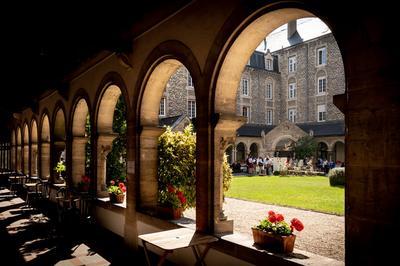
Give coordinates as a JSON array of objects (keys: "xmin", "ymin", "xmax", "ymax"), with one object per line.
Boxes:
[
  {"xmin": 54, "ymin": 160, "xmax": 66, "ymax": 183},
  {"xmin": 107, "ymin": 180, "xmax": 126, "ymax": 203},
  {"xmin": 157, "ymin": 184, "xmax": 187, "ymax": 219},
  {"xmin": 77, "ymin": 175, "xmax": 91, "ymax": 192},
  {"xmin": 252, "ymin": 210, "xmax": 304, "ymax": 253}
]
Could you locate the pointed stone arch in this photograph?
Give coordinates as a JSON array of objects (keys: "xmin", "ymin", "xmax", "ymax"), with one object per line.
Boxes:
[
  {"xmin": 30, "ymin": 119, "xmax": 38, "ymax": 176},
  {"xmin": 40, "ymin": 112, "xmax": 51, "ymax": 179}
]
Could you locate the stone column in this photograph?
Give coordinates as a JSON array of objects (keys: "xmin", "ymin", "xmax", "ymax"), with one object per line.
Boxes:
[
  {"xmin": 17, "ymin": 146, "xmax": 22, "ymax": 171},
  {"xmin": 97, "ymin": 133, "xmax": 117, "ymax": 197},
  {"xmin": 30, "ymin": 144, "xmax": 38, "ymax": 175},
  {"xmin": 11, "ymin": 145, "xmax": 15, "ymax": 170},
  {"xmin": 214, "ymin": 114, "xmax": 245, "ymax": 234},
  {"xmin": 23, "ymin": 145, "xmax": 29, "ymax": 174},
  {"xmin": 41, "ymin": 142, "xmax": 50, "ymax": 178},
  {"xmin": 139, "ymin": 126, "xmax": 165, "ymax": 210},
  {"xmin": 72, "ymin": 136, "xmax": 88, "ymax": 186},
  {"xmin": 233, "ymin": 146, "xmax": 237, "ymax": 163}
]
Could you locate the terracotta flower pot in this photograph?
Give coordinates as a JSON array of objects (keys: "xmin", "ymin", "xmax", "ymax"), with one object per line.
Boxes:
[
  {"xmin": 109, "ymin": 193, "xmax": 125, "ymax": 203},
  {"xmin": 157, "ymin": 206, "xmax": 183, "ymax": 220},
  {"xmin": 252, "ymin": 228, "xmax": 296, "ymax": 253}
]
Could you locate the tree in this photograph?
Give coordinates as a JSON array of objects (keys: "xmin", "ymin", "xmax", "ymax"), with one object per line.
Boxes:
[
  {"xmin": 293, "ymin": 136, "xmax": 317, "ymax": 159},
  {"xmin": 158, "ymin": 124, "xmax": 196, "ymax": 210},
  {"xmin": 106, "ymin": 96, "xmax": 127, "ymax": 183}
]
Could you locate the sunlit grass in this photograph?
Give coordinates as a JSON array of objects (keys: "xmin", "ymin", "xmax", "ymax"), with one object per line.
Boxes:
[{"xmin": 226, "ymin": 175, "xmax": 344, "ymax": 215}]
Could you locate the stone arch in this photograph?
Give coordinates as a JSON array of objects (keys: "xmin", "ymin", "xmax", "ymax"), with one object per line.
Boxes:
[
  {"xmin": 23, "ymin": 122, "xmax": 29, "ymax": 174},
  {"xmin": 135, "ymin": 41, "xmax": 201, "ymax": 211},
  {"xmin": 70, "ymin": 97, "xmax": 91, "ymax": 185},
  {"xmin": 317, "ymin": 141, "xmax": 329, "ymax": 160},
  {"xmin": 236, "ymin": 142, "xmax": 246, "ymax": 163},
  {"xmin": 52, "ymin": 104, "xmax": 67, "ymax": 180},
  {"xmin": 250, "ymin": 143, "xmax": 259, "ymax": 157},
  {"xmin": 225, "ymin": 144, "xmax": 234, "ymax": 164},
  {"xmin": 94, "ymin": 74, "xmax": 129, "ymax": 197},
  {"xmin": 333, "ymin": 140, "xmax": 345, "ymax": 163},
  {"xmin": 40, "ymin": 112, "xmax": 51, "ymax": 178},
  {"xmin": 211, "ymin": 8, "xmax": 315, "ymax": 233},
  {"xmin": 30, "ymin": 119, "xmax": 38, "ymax": 175}
]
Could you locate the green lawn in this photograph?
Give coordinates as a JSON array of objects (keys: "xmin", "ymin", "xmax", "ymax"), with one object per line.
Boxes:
[{"xmin": 226, "ymin": 175, "xmax": 344, "ymax": 215}]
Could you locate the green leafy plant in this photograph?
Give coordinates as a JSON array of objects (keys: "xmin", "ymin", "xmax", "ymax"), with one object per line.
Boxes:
[
  {"xmin": 328, "ymin": 167, "xmax": 345, "ymax": 187},
  {"xmin": 293, "ymin": 136, "xmax": 317, "ymax": 159},
  {"xmin": 254, "ymin": 210, "xmax": 304, "ymax": 236},
  {"xmin": 157, "ymin": 124, "xmax": 196, "ymax": 210},
  {"xmin": 222, "ymin": 153, "xmax": 233, "ymax": 199},
  {"xmin": 107, "ymin": 180, "xmax": 126, "ymax": 195},
  {"xmin": 54, "ymin": 161, "xmax": 66, "ymax": 173}
]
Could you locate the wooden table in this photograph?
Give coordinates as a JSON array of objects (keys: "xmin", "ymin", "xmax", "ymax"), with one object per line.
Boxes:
[{"xmin": 139, "ymin": 228, "xmax": 218, "ymax": 266}]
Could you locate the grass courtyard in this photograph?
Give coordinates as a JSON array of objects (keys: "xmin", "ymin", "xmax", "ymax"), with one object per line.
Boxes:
[{"xmin": 226, "ymin": 175, "xmax": 344, "ymax": 215}]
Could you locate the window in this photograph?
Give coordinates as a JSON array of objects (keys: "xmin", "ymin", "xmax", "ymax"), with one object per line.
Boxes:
[
  {"xmin": 317, "ymin": 104, "xmax": 326, "ymax": 122},
  {"xmin": 266, "ymin": 109, "xmax": 273, "ymax": 125},
  {"xmin": 317, "ymin": 47, "xmax": 327, "ymax": 66},
  {"xmin": 288, "ymin": 83, "xmax": 296, "ymax": 99},
  {"xmin": 318, "ymin": 77, "xmax": 327, "ymax": 94},
  {"xmin": 159, "ymin": 97, "xmax": 166, "ymax": 116},
  {"xmin": 266, "ymin": 59, "xmax": 272, "ymax": 70},
  {"xmin": 242, "ymin": 106, "xmax": 250, "ymax": 121},
  {"xmin": 187, "ymin": 72, "xmax": 193, "ymax": 87},
  {"xmin": 188, "ymin": 100, "xmax": 196, "ymax": 118},
  {"xmin": 266, "ymin": 83, "xmax": 273, "ymax": 100},
  {"xmin": 241, "ymin": 78, "xmax": 249, "ymax": 96},
  {"xmin": 288, "ymin": 55, "xmax": 297, "ymax": 73},
  {"xmin": 288, "ymin": 108, "xmax": 296, "ymax": 122}
]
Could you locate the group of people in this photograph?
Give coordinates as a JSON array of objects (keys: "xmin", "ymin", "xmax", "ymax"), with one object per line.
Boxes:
[
  {"xmin": 316, "ymin": 158, "xmax": 344, "ymax": 174},
  {"xmin": 231, "ymin": 154, "xmax": 275, "ymax": 175}
]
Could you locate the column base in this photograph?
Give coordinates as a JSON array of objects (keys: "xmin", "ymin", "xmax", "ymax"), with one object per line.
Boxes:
[{"xmin": 214, "ymin": 219, "xmax": 234, "ymax": 235}]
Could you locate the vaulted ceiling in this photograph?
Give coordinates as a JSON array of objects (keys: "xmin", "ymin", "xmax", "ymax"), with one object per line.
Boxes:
[{"xmin": 0, "ymin": 0, "xmax": 190, "ymax": 137}]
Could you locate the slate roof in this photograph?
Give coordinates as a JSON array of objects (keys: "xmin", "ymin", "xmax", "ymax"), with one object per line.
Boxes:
[
  {"xmin": 237, "ymin": 124, "xmax": 275, "ymax": 137},
  {"xmin": 159, "ymin": 115, "xmax": 186, "ymax": 128},
  {"xmin": 296, "ymin": 120, "xmax": 345, "ymax": 137},
  {"xmin": 237, "ymin": 120, "xmax": 344, "ymax": 137}
]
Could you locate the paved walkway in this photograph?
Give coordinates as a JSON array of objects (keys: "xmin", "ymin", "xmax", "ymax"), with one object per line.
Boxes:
[
  {"xmin": 0, "ymin": 188, "xmax": 146, "ymax": 266},
  {"xmin": 184, "ymin": 197, "xmax": 344, "ymax": 261}
]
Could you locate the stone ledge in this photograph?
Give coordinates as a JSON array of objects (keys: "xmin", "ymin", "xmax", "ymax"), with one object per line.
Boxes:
[{"xmin": 96, "ymin": 197, "xmax": 126, "ymax": 215}]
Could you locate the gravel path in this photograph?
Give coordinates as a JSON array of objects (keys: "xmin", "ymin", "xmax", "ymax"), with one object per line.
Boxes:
[{"xmin": 184, "ymin": 198, "xmax": 344, "ymax": 261}]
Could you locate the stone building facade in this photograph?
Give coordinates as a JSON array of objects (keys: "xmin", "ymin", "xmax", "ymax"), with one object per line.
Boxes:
[{"xmin": 160, "ymin": 31, "xmax": 345, "ymax": 161}]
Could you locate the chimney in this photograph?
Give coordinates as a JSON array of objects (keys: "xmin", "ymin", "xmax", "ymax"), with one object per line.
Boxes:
[{"xmin": 287, "ymin": 20, "xmax": 297, "ymax": 39}]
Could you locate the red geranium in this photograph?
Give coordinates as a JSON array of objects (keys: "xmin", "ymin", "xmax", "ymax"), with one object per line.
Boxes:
[
  {"xmin": 276, "ymin": 213, "xmax": 284, "ymax": 222},
  {"xmin": 119, "ymin": 182, "xmax": 127, "ymax": 192},
  {"xmin": 167, "ymin": 184, "xmax": 175, "ymax": 193},
  {"xmin": 291, "ymin": 218, "xmax": 304, "ymax": 232}
]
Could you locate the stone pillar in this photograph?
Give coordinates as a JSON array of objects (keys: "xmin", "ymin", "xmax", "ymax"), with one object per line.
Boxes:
[
  {"xmin": 17, "ymin": 146, "xmax": 22, "ymax": 171},
  {"xmin": 72, "ymin": 136, "xmax": 88, "ymax": 186},
  {"xmin": 23, "ymin": 145, "xmax": 29, "ymax": 174},
  {"xmin": 233, "ymin": 146, "xmax": 237, "ymax": 163},
  {"xmin": 214, "ymin": 114, "xmax": 245, "ymax": 234},
  {"xmin": 97, "ymin": 133, "xmax": 117, "ymax": 197},
  {"xmin": 41, "ymin": 142, "xmax": 50, "ymax": 178},
  {"xmin": 139, "ymin": 126, "xmax": 165, "ymax": 209},
  {"xmin": 30, "ymin": 144, "xmax": 38, "ymax": 175},
  {"xmin": 10, "ymin": 145, "xmax": 15, "ymax": 170}
]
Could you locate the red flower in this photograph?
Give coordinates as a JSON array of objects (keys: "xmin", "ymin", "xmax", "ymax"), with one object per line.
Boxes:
[
  {"xmin": 268, "ymin": 214, "xmax": 277, "ymax": 223},
  {"xmin": 167, "ymin": 185, "xmax": 175, "ymax": 193},
  {"xmin": 178, "ymin": 195, "xmax": 186, "ymax": 204},
  {"xmin": 110, "ymin": 180, "xmax": 115, "ymax": 185},
  {"xmin": 268, "ymin": 210, "xmax": 275, "ymax": 216},
  {"xmin": 276, "ymin": 213, "xmax": 284, "ymax": 222},
  {"xmin": 291, "ymin": 218, "xmax": 304, "ymax": 231},
  {"xmin": 119, "ymin": 183, "xmax": 126, "ymax": 192}
]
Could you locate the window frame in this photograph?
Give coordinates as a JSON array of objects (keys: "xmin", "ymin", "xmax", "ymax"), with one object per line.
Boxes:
[
  {"xmin": 266, "ymin": 109, "xmax": 273, "ymax": 125},
  {"xmin": 288, "ymin": 55, "xmax": 297, "ymax": 73},
  {"xmin": 266, "ymin": 82, "xmax": 273, "ymax": 100},
  {"xmin": 241, "ymin": 78, "xmax": 249, "ymax": 96},
  {"xmin": 317, "ymin": 76, "xmax": 327, "ymax": 95},
  {"xmin": 159, "ymin": 97, "xmax": 166, "ymax": 117},
  {"xmin": 288, "ymin": 108, "xmax": 297, "ymax": 123},
  {"xmin": 187, "ymin": 100, "xmax": 196, "ymax": 119},
  {"xmin": 317, "ymin": 104, "xmax": 327, "ymax": 122},
  {"xmin": 317, "ymin": 47, "xmax": 327, "ymax": 66},
  {"xmin": 187, "ymin": 72, "xmax": 194, "ymax": 88},
  {"xmin": 288, "ymin": 82, "xmax": 297, "ymax": 99}
]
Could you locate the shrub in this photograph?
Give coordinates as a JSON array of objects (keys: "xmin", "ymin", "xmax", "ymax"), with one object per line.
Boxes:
[
  {"xmin": 158, "ymin": 124, "xmax": 196, "ymax": 210},
  {"xmin": 273, "ymin": 171, "xmax": 280, "ymax": 176},
  {"xmin": 222, "ymin": 153, "xmax": 233, "ymax": 200},
  {"xmin": 328, "ymin": 167, "xmax": 345, "ymax": 186}
]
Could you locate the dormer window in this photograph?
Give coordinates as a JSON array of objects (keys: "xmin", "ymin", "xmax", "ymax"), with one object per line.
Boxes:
[{"xmin": 266, "ymin": 59, "xmax": 273, "ymax": 70}]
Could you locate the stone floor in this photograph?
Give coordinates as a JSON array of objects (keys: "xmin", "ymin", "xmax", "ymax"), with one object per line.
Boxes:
[
  {"xmin": 0, "ymin": 187, "xmax": 158, "ymax": 266},
  {"xmin": 184, "ymin": 198, "xmax": 345, "ymax": 261}
]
